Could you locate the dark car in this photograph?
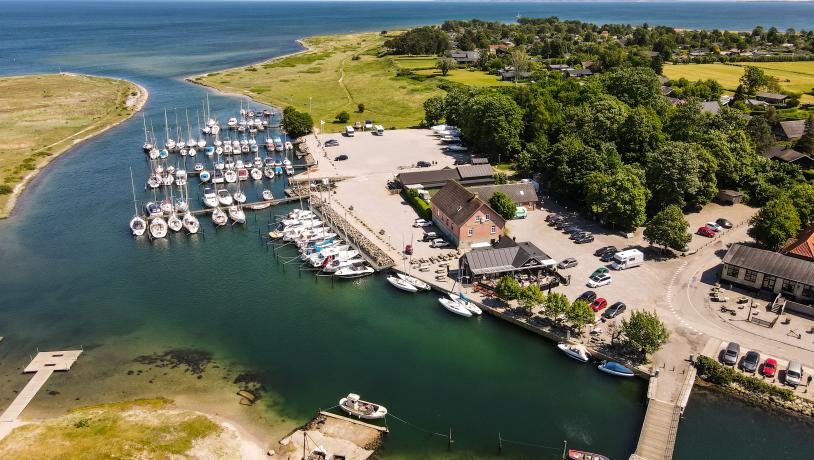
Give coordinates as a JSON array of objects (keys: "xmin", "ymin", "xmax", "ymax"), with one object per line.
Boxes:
[
  {"xmin": 577, "ymin": 291, "xmax": 597, "ymax": 303},
  {"xmin": 600, "ymin": 252, "xmax": 616, "ymax": 263},
  {"xmin": 416, "ymin": 161, "xmax": 432, "ymax": 168},
  {"xmin": 569, "ymin": 230, "xmax": 589, "ymax": 240},
  {"xmin": 742, "ymin": 351, "xmax": 760, "ymax": 373},
  {"xmin": 575, "ymin": 234, "xmax": 595, "ymax": 244},
  {"xmin": 557, "ymin": 257, "xmax": 578, "ymax": 269},
  {"xmin": 548, "ymin": 215, "xmax": 565, "ymax": 226},
  {"xmin": 603, "ymin": 301, "xmax": 627, "ymax": 319},
  {"xmin": 563, "ymin": 225, "xmax": 582, "ymax": 235},
  {"xmin": 722, "ymin": 342, "xmax": 740, "ymax": 365},
  {"xmin": 594, "ymin": 246, "xmax": 617, "ymax": 257},
  {"xmin": 324, "ymin": 139, "xmax": 339, "ymax": 147},
  {"xmin": 716, "ymin": 218, "xmax": 733, "ymax": 229},
  {"xmin": 334, "ymin": 154, "xmax": 348, "ymax": 161},
  {"xmin": 554, "ymin": 220, "xmax": 570, "ymax": 230},
  {"xmin": 545, "ymin": 213, "xmax": 560, "ymax": 222}
]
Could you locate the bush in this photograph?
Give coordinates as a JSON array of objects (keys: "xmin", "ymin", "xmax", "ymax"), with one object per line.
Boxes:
[
  {"xmin": 357, "ymin": 103, "xmax": 365, "ymax": 113},
  {"xmin": 403, "ymin": 188, "xmax": 431, "ymax": 220},
  {"xmin": 335, "ymin": 111, "xmax": 350, "ymax": 123},
  {"xmin": 694, "ymin": 356, "xmax": 795, "ymax": 401},
  {"xmin": 0, "ymin": 184, "xmax": 13, "ymax": 195}
]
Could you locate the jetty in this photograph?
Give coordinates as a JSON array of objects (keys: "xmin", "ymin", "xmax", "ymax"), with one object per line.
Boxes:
[
  {"xmin": 0, "ymin": 350, "xmax": 82, "ymax": 423},
  {"xmin": 277, "ymin": 410, "xmax": 386, "ymax": 460}
]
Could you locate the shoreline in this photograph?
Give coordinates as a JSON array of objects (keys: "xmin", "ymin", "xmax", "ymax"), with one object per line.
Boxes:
[{"xmin": 0, "ymin": 74, "xmax": 149, "ymax": 219}]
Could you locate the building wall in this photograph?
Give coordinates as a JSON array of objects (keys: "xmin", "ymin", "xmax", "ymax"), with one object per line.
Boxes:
[
  {"xmin": 431, "ymin": 204, "xmax": 505, "ymax": 248},
  {"xmin": 721, "ymin": 263, "xmax": 814, "ymax": 302}
]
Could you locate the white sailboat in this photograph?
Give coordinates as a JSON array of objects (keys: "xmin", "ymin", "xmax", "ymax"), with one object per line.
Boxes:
[
  {"xmin": 438, "ymin": 298, "xmax": 473, "ymax": 317},
  {"xmin": 396, "ymin": 273, "xmax": 431, "ymax": 291},
  {"xmin": 447, "ymin": 292, "xmax": 482, "ymax": 315},
  {"xmin": 167, "ymin": 213, "xmax": 183, "ymax": 232},
  {"xmin": 228, "ymin": 205, "xmax": 246, "ymax": 224},
  {"xmin": 387, "ymin": 275, "xmax": 419, "ymax": 292},
  {"xmin": 211, "ymin": 207, "xmax": 228, "ymax": 226},
  {"xmin": 183, "ymin": 212, "xmax": 200, "ymax": 234},
  {"xmin": 149, "ymin": 217, "xmax": 168, "ymax": 239},
  {"xmin": 128, "ymin": 167, "xmax": 146, "ymax": 236}
]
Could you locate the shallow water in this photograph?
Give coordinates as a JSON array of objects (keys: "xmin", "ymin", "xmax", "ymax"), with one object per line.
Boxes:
[{"xmin": 1, "ymin": 2, "xmax": 813, "ymax": 458}]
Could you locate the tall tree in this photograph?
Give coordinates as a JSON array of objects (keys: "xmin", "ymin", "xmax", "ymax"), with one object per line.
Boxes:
[
  {"xmin": 622, "ymin": 310, "xmax": 670, "ymax": 355},
  {"xmin": 518, "ymin": 285, "xmax": 546, "ymax": 312},
  {"xmin": 795, "ymin": 114, "xmax": 814, "ymax": 155},
  {"xmin": 542, "ymin": 292, "xmax": 570, "ymax": 322},
  {"xmin": 459, "ymin": 92, "xmax": 524, "ymax": 161},
  {"xmin": 643, "ymin": 204, "xmax": 692, "ymax": 251},
  {"xmin": 600, "ymin": 67, "xmax": 663, "ymax": 109},
  {"xmin": 495, "ymin": 276, "xmax": 522, "ymax": 301},
  {"xmin": 489, "ymin": 191, "xmax": 517, "ymax": 221},
  {"xmin": 423, "ymin": 95, "xmax": 446, "ymax": 126},
  {"xmin": 646, "ymin": 142, "xmax": 702, "ymax": 210},
  {"xmin": 618, "ymin": 106, "xmax": 664, "ymax": 164},
  {"xmin": 788, "ymin": 183, "xmax": 814, "ymax": 227},
  {"xmin": 436, "ymin": 57, "xmax": 456, "ymax": 76},
  {"xmin": 748, "ymin": 196, "xmax": 802, "ymax": 250},
  {"xmin": 585, "ymin": 165, "xmax": 649, "ymax": 231},
  {"xmin": 745, "ymin": 115, "xmax": 775, "ymax": 155},
  {"xmin": 566, "ymin": 300, "xmax": 595, "ymax": 333},
  {"xmin": 282, "ymin": 106, "xmax": 313, "ymax": 139}
]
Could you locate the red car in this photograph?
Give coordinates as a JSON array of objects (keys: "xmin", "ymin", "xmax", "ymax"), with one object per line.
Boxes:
[
  {"xmin": 697, "ymin": 226, "xmax": 716, "ymax": 238},
  {"xmin": 590, "ymin": 298, "xmax": 608, "ymax": 312},
  {"xmin": 761, "ymin": 358, "xmax": 778, "ymax": 377}
]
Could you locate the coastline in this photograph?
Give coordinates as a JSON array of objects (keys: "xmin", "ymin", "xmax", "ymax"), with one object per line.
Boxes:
[{"xmin": 0, "ymin": 75, "xmax": 149, "ymax": 219}]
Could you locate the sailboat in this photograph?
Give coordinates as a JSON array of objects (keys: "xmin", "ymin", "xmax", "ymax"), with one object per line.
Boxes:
[
  {"xmin": 128, "ymin": 167, "xmax": 146, "ymax": 236},
  {"xmin": 396, "ymin": 273, "xmax": 431, "ymax": 291},
  {"xmin": 250, "ymin": 167, "xmax": 263, "ymax": 181},
  {"xmin": 183, "ymin": 212, "xmax": 200, "ymax": 234},
  {"xmin": 211, "ymin": 207, "xmax": 228, "ymax": 226},
  {"xmin": 142, "ymin": 113, "xmax": 153, "ymax": 153},
  {"xmin": 228, "ymin": 205, "xmax": 246, "ymax": 224},
  {"xmin": 167, "ymin": 213, "xmax": 183, "ymax": 232},
  {"xmin": 447, "ymin": 292, "xmax": 482, "ymax": 315},
  {"xmin": 438, "ymin": 297, "xmax": 473, "ymax": 317},
  {"xmin": 149, "ymin": 217, "xmax": 168, "ymax": 239},
  {"xmin": 387, "ymin": 275, "xmax": 419, "ymax": 292}
]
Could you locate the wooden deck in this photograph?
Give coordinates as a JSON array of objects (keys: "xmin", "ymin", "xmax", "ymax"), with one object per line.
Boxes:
[{"xmin": 0, "ymin": 350, "xmax": 82, "ymax": 423}]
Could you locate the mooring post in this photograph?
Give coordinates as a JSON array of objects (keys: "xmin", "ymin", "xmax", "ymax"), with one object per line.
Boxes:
[
  {"xmin": 561, "ymin": 440, "xmax": 567, "ymax": 459},
  {"xmin": 448, "ymin": 427, "xmax": 453, "ymax": 450},
  {"xmin": 498, "ymin": 432, "xmax": 502, "ymax": 454}
]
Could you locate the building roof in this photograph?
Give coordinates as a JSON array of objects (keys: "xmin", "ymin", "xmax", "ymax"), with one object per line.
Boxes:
[
  {"xmin": 396, "ymin": 168, "xmax": 459, "ymax": 186},
  {"xmin": 778, "ymin": 120, "xmax": 806, "ymax": 139},
  {"xmin": 463, "ymin": 237, "xmax": 552, "ymax": 275},
  {"xmin": 660, "ymin": 85, "xmax": 674, "ymax": 96},
  {"xmin": 468, "ymin": 182, "xmax": 537, "ymax": 205},
  {"xmin": 782, "ymin": 225, "xmax": 814, "ymax": 262},
  {"xmin": 431, "ymin": 180, "xmax": 491, "ymax": 226},
  {"xmin": 700, "ymin": 101, "xmax": 721, "ymax": 114},
  {"xmin": 756, "ymin": 92, "xmax": 788, "ymax": 101},
  {"xmin": 776, "ymin": 148, "xmax": 811, "ymax": 163},
  {"xmin": 457, "ymin": 163, "xmax": 493, "ymax": 180},
  {"xmin": 723, "ymin": 244, "xmax": 814, "ymax": 286}
]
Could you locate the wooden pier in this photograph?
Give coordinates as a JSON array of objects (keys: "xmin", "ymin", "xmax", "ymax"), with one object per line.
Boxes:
[
  {"xmin": 0, "ymin": 350, "xmax": 82, "ymax": 423},
  {"xmin": 187, "ymin": 196, "xmax": 302, "ymax": 216}
]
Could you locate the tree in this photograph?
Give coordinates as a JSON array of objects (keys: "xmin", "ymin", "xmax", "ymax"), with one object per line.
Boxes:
[
  {"xmin": 383, "ymin": 26, "xmax": 450, "ymax": 55},
  {"xmin": 794, "ymin": 115, "xmax": 814, "ymax": 155},
  {"xmin": 459, "ymin": 92, "xmax": 523, "ymax": 161},
  {"xmin": 282, "ymin": 106, "xmax": 313, "ymax": 139},
  {"xmin": 618, "ymin": 106, "xmax": 664, "ymax": 164},
  {"xmin": 542, "ymin": 292, "xmax": 569, "ymax": 322},
  {"xmin": 650, "ymin": 55, "xmax": 663, "ymax": 75},
  {"xmin": 586, "ymin": 165, "xmax": 649, "ymax": 231},
  {"xmin": 508, "ymin": 47, "xmax": 530, "ymax": 83},
  {"xmin": 745, "ymin": 115, "xmax": 775, "ymax": 155},
  {"xmin": 748, "ymin": 196, "xmax": 801, "ymax": 250},
  {"xmin": 495, "ymin": 276, "xmax": 521, "ymax": 301},
  {"xmin": 493, "ymin": 172, "xmax": 508, "ymax": 184},
  {"xmin": 646, "ymin": 142, "xmax": 703, "ymax": 210},
  {"xmin": 357, "ymin": 103, "xmax": 365, "ymax": 113},
  {"xmin": 489, "ymin": 191, "xmax": 516, "ymax": 221},
  {"xmin": 518, "ymin": 285, "xmax": 545, "ymax": 312},
  {"xmin": 739, "ymin": 66, "xmax": 780, "ymax": 95},
  {"xmin": 643, "ymin": 205, "xmax": 692, "ymax": 251},
  {"xmin": 436, "ymin": 57, "xmax": 456, "ymax": 76},
  {"xmin": 423, "ymin": 95, "xmax": 446, "ymax": 126},
  {"xmin": 600, "ymin": 67, "xmax": 662, "ymax": 109},
  {"xmin": 622, "ymin": 310, "xmax": 670, "ymax": 355},
  {"xmin": 566, "ymin": 300, "xmax": 595, "ymax": 333},
  {"xmin": 335, "ymin": 111, "xmax": 350, "ymax": 123},
  {"xmin": 788, "ymin": 183, "xmax": 814, "ymax": 227}
]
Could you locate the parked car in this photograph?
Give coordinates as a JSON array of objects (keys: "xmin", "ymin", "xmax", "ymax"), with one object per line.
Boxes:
[
  {"xmin": 590, "ymin": 298, "xmax": 608, "ymax": 312},
  {"xmin": 697, "ymin": 226, "xmax": 716, "ymax": 238},
  {"xmin": 785, "ymin": 361, "xmax": 803, "ymax": 387},
  {"xmin": 577, "ymin": 291, "xmax": 597, "ymax": 303},
  {"xmin": 421, "ymin": 231, "xmax": 438, "ymax": 242},
  {"xmin": 413, "ymin": 219, "xmax": 432, "ymax": 228},
  {"xmin": 569, "ymin": 230, "xmax": 589, "ymax": 240},
  {"xmin": 600, "ymin": 252, "xmax": 616, "ymax": 263},
  {"xmin": 545, "ymin": 213, "xmax": 560, "ymax": 222},
  {"xmin": 564, "ymin": 225, "xmax": 582, "ymax": 235},
  {"xmin": 364, "ymin": 120, "xmax": 373, "ymax": 130},
  {"xmin": 705, "ymin": 221, "xmax": 723, "ymax": 232},
  {"xmin": 594, "ymin": 246, "xmax": 617, "ymax": 257},
  {"xmin": 742, "ymin": 351, "xmax": 760, "ymax": 373},
  {"xmin": 591, "ymin": 267, "xmax": 609, "ymax": 278},
  {"xmin": 716, "ymin": 218, "xmax": 733, "ymax": 229},
  {"xmin": 324, "ymin": 139, "xmax": 339, "ymax": 147},
  {"xmin": 575, "ymin": 234, "xmax": 595, "ymax": 244},
  {"xmin": 603, "ymin": 301, "xmax": 627, "ymax": 319},
  {"xmin": 587, "ymin": 273, "xmax": 612, "ymax": 288},
  {"xmin": 722, "ymin": 342, "xmax": 740, "ymax": 365},
  {"xmin": 554, "ymin": 220, "xmax": 570, "ymax": 230},
  {"xmin": 557, "ymin": 257, "xmax": 578, "ymax": 269},
  {"xmin": 761, "ymin": 358, "xmax": 778, "ymax": 377},
  {"xmin": 416, "ymin": 161, "xmax": 432, "ymax": 168},
  {"xmin": 334, "ymin": 154, "xmax": 348, "ymax": 161},
  {"xmin": 430, "ymin": 238, "xmax": 450, "ymax": 248}
]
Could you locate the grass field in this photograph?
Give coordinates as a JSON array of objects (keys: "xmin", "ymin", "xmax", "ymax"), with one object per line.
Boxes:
[
  {"xmin": 0, "ymin": 73, "xmax": 143, "ymax": 217},
  {"xmin": 393, "ymin": 54, "xmax": 513, "ymax": 87},
  {"xmin": 663, "ymin": 62, "xmax": 814, "ymax": 103},
  {"xmin": 194, "ymin": 32, "xmax": 444, "ymax": 133}
]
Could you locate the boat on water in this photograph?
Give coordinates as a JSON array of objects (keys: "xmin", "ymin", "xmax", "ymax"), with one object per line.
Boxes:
[
  {"xmin": 250, "ymin": 168, "xmax": 263, "ymax": 180},
  {"xmin": 248, "ymin": 202, "xmax": 272, "ymax": 210},
  {"xmin": 199, "ymin": 170, "xmax": 211, "ymax": 182},
  {"xmin": 567, "ymin": 449, "xmax": 609, "ymax": 460},
  {"xmin": 338, "ymin": 393, "xmax": 387, "ymax": 420},
  {"xmin": 217, "ymin": 189, "xmax": 233, "ymax": 206},
  {"xmin": 237, "ymin": 168, "xmax": 249, "ymax": 181},
  {"xmin": 323, "ymin": 257, "xmax": 364, "ymax": 273},
  {"xmin": 447, "ymin": 292, "xmax": 482, "ymax": 315},
  {"xmin": 386, "ymin": 275, "xmax": 419, "ymax": 292},
  {"xmin": 202, "ymin": 188, "xmax": 219, "ymax": 208},
  {"xmin": 224, "ymin": 169, "xmax": 237, "ymax": 183},
  {"xmin": 167, "ymin": 214, "xmax": 183, "ymax": 232},
  {"xmin": 396, "ymin": 273, "xmax": 430, "ymax": 291},
  {"xmin": 228, "ymin": 205, "xmax": 246, "ymax": 224},
  {"xmin": 149, "ymin": 217, "xmax": 168, "ymax": 239},
  {"xmin": 183, "ymin": 213, "xmax": 199, "ymax": 234},
  {"xmin": 144, "ymin": 201, "xmax": 162, "ymax": 217},
  {"xmin": 233, "ymin": 191, "xmax": 247, "ymax": 204},
  {"xmin": 211, "ymin": 208, "xmax": 228, "ymax": 226},
  {"xmin": 130, "ymin": 216, "xmax": 146, "ymax": 236},
  {"xmin": 262, "ymin": 190, "xmax": 274, "ymax": 201},
  {"xmin": 557, "ymin": 343, "xmax": 591, "ymax": 363},
  {"xmin": 438, "ymin": 297, "xmax": 472, "ymax": 317},
  {"xmin": 597, "ymin": 361, "xmax": 634, "ymax": 377},
  {"xmin": 334, "ymin": 264, "xmax": 374, "ymax": 279}
]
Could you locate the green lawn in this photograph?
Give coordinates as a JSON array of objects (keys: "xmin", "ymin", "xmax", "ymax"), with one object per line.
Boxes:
[
  {"xmin": 393, "ymin": 55, "xmax": 438, "ymax": 70},
  {"xmin": 414, "ymin": 68, "xmax": 515, "ymax": 87},
  {"xmin": 663, "ymin": 62, "xmax": 814, "ymax": 103}
]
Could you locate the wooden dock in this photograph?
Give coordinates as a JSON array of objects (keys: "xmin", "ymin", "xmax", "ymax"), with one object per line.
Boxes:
[
  {"xmin": 0, "ymin": 350, "xmax": 82, "ymax": 423},
  {"xmin": 188, "ymin": 196, "xmax": 302, "ymax": 216},
  {"xmin": 319, "ymin": 411, "xmax": 389, "ymax": 433}
]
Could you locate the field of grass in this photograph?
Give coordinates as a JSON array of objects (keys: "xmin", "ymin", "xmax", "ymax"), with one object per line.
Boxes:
[
  {"xmin": 0, "ymin": 398, "xmax": 225, "ymax": 458},
  {"xmin": 663, "ymin": 61, "xmax": 814, "ymax": 103},
  {"xmin": 194, "ymin": 32, "xmax": 444, "ymax": 133},
  {"xmin": 393, "ymin": 54, "xmax": 513, "ymax": 87},
  {"xmin": 0, "ymin": 73, "xmax": 143, "ymax": 217},
  {"xmin": 392, "ymin": 55, "xmax": 438, "ymax": 70}
]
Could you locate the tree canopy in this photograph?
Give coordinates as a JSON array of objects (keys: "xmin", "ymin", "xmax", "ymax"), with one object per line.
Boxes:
[
  {"xmin": 384, "ymin": 26, "xmax": 450, "ymax": 55},
  {"xmin": 622, "ymin": 310, "xmax": 670, "ymax": 355},
  {"xmin": 489, "ymin": 191, "xmax": 516, "ymax": 221},
  {"xmin": 748, "ymin": 196, "xmax": 801, "ymax": 250},
  {"xmin": 282, "ymin": 106, "xmax": 313, "ymax": 139},
  {"xmin": 644, "ymin": 205, "xmax": 692, "ymax": 251}
]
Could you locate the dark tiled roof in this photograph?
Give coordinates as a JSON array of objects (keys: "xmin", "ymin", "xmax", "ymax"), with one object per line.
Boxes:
[
  {"xmin": 756, "ymin": 92, "xmax": 788, "ymax": 101},
  {"xmin": 468, "ymin": 183, "xmax": 537, "ymax": 205},
  {"xmin": 723, "ymin": 244, "xmax": 814, "ymax": 286},
  {"xmin": 782, "ymin": 225, "xmax": 814, "ymax": 262},
  {"xmin": 777, "ymin": 149, "xmax": 810, "ymax": 163},
  {"xmin": 431, "ymin": 180, "xmax": 486, "ymax": 226},
  {"xmin": 396, "ymin": 168, "xmax": 458, "ymax": 186},
  {"xmin": 778, "ymin": 120, "xmax": 805, "ymax": 139},
  {"xmin": 457, "ymin": 164, "xmax": 493, "ymax": 179},
  {"xmin": 463, "ymin": 238, "xmax": 551, "ymax": 275}
]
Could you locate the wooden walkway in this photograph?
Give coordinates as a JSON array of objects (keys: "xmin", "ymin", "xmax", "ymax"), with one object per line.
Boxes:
[{"xmin": 0, "ymin": 350, "xmax": 82, "ymax": 423}]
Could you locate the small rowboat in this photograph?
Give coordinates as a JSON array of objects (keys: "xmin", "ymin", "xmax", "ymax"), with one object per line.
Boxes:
[
  {"xmin": 387, "ymin": 276, "xmax": 418, "ymax": 293},
  {"xmin": 339, "ymin": 393, "xmax": 387, "ymax": 419},
  {"xmin": 557, "ymin": 343, "xmax": 591, "ymax": 363},
  {"xmin": 598, "ymin": 361, "xmax": 634, "ymax": 377},
  {"xmin": 438, "ymin": 298, "xmax": 472, "ymax": 318},
  {"xmin": 568, "ymin": 449, "xmax": 609, "ymax": 460}
]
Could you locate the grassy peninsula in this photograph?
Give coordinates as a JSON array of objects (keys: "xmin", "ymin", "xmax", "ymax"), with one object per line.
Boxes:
[{"xmin": 0, "ymin": 73, "xmax": 147, "ymax": 218}]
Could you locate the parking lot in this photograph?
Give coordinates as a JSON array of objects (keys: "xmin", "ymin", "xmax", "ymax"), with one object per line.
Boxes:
[{"xmin": 713, "ymin": 339, "xmax": 813, "ymax": 395}]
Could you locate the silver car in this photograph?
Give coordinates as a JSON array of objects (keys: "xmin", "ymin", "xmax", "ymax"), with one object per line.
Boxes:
[{"xmin": 786, "ymin": 361, "xmax": 803, "ymax": 387}]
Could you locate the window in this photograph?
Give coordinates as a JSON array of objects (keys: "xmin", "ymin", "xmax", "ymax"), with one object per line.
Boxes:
[
  {"xmin": 490, "ymin": 225, "xmax": 496, "ymax": 234},
  {"xmin": 474, "ymin": 216, "xmax": 481, "ymax": 224},
  {"xmin": 467, "ymin": 228, "xmax": 473, "ymax": 237},
  {"xmin": 726, "ymin": 265, "xmax": 740, "ymax": 278},
  {"xmin": 744, "ymin": 269, "xmax": 757, "ymax": 282},
  {"xmin": 762, "ymin": 275, "xmax": 776, "ymax": 290},
  {"xmin": 802, "ymin": 285, "xmax": 814, "ymax": 299},
  {"xmin": 484, "ymin": 213, "xmax": 490, "ymax": 221},
  {"xmin": 782, "ymin": 279, "xmax": 796, "ymax": 293}
]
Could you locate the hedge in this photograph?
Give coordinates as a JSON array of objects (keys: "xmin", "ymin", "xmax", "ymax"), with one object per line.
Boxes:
[
  {"xmin": 404, "ymin": 188, "xmax": 432, "ymax": 220},
  {"xmin": 695, "ymin": 356, "xmax": 795, "ymax": 401}
]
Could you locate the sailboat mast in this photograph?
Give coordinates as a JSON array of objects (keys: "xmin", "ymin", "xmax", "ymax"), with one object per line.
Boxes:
[{"xmin": 129, "ymin": 166, "xmax": 139, "ymax": 215}]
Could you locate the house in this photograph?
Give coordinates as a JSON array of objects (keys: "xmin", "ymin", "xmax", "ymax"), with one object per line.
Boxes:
[
  {"xmin": 458, "ymin": 236, "xmax": 556, "ymax": 283},
  {"xmin": 449, "ymin": 50, "xmax": 480, "ymax": 65},
  {"xmin": 764, "ymin": 146, "xmax": 814, "ymax": 169},
  {"xmin": 430, "ymin": 180, "xmax": 506, "ymax": 248},
  {"xmin": 547, "ymin": 64, "xmax": 570, "ymax": 71},
  {"xmin": 756, "ymin": 92, "xmax": 788, "ymax": 105},
  {"xmin": 700, "ymin": 101, "xmax": 721, "ymax": 115},
  {"xmin": 721, "ymin": 244, "xmax": 814, "ymax": 303},
  {"xmin": 661, "ymin": 85, "xmax": 674, "ymax": 96},
  {"xmin": 777, "ymin": 119, "xmax": 806, "ymax": 140},
  {"xmin": 488, "ymin": 44, "xmax": 510, "ymax": 54},
  {"xmin": 467, "ymin": 182, "xmax": 539, "ymax": 210},
  {"xmin": 689, "ymin": 48, "xmax": 711, "ymax": 56},
  {"xmin": 781, "ymin": 224, "xmax": 814, "ymax": 262},
  {"xmin": 497, "ymin": 68, "xmax": 533, "ymax": 81},
  {"xmin": 396, "ymin": 164, "xmax": 494, "ymax": 188},
  {"xmin": 716, "ymin": 189, "xmax": 744, "ymax": 205},
  {"xmin": 564, "ymin": 68, "xmax": 593, "ymax": 78}
]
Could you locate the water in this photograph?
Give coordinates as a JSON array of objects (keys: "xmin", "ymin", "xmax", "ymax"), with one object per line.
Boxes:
[{"xmin": 1, "ymin": 2, "xmax": 813, "ymax": 458}]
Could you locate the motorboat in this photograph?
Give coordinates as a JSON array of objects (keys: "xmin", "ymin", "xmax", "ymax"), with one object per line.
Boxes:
[
  {"xmin": 174, "ymin": 197, "xmax": 188, "ymax": 213},
  {"xmin": 557, "ymin": 343, "xmax": 591, "ymax": 363},
  {"xmin": 597, "ymin": 361, "xmax": 634, "ymax": 377},
  {"xmin": 202, "ymin": 188, "xmax": 219, "ymax": 208},
  {"xmin": 334, "ymin": 264, "xmax": 374, "ymax": 279},
  {"xmin": 286, "ymin": 164, "xmax": 295, "ymax": 176},
  {"xmin": 447, "ymin": 292, "xmax": 481, "ymax": 315},
  {"xmin": 264, "ymin": 166, "xmax": 275, "ymax": 179},
  {"xmin": 211, "ymin": 207, "xmax": 228, "ymax": 226},
  {"xmin": 205, "ymin": 146, "xmax": 215, "ymax": 157},
  {"xmin": 228, "ymin": 205, "xmax": 246, "ymax": 224},
  {"xmin": 183, "ymin": 213, "xmax": 200, "ymax": 234},
  {"xmin": 396, "ymin": 273, "xmax": 430, "ymax": 291},
  {"xmin": 284, "ymin": 141, "xmax": 293, "ymax": 151},
  {"xmin": 274, "ymin": 137, "xmax": 283, "ymax": 151},
  {"xmin": 144, "ymin": 201, "xmax": 162, "ymax": 217},
  {"xmin": 567, "ymin": 450, "xmax": 609, "ymax": 460},
  {"xmin": 167, "ymin": 214, "xmax": 183, "ymax": 232},
  {"xmin": 323, "ymin": 257, "xmax": 365, "ymax": 273},
  {"xmin": 212, "ymin": 170, "xmax": 224, "ymax": 184},
  {"xmin": 159, "ymin": 199, "xmax": 174, "ymax": 215},
  {"xmin": 233, "ymin": 191, "xmax": 246, "ymax": 204},
  {"xmin": 248, "ymin": 202, "xmax": 271, "ymax": 210},
  {"xmin": 262, "ymin": 190, "xmax": 274, "ymax": 201},
  {"xmin": 199, "ymin": 170, "xmax": 211, "ymax": 182},
  {"xmin": 387, "ymin": 275, "xmax": 419, "ymax": 292},
  {"xmin": 149, "ymin": 217, "xmax": 168, "ymax": 239},
  {"xmin": 216, "ymin": 188, "xmax": 233, "ymax": 206},
  {"xmin": 253, "ymin": 157, "xmax": 263, "ymax": 169},
  {"xmin": 438, "ymin": 298, "xmax": 472, "ymax": 317},
  {"xmin": 193, "ymin": 162, "xmax": 204, "ymax": 172},
  {"xmin": 130, "ymin": 216, "xmax": 146, "ymax": 236},
  {"xmin": 274, "ymin": 166, "xmax": 283, "ymax": 176},
  {"xmin": 237, "ymin": 168, "xmax": 249, "ymax": 181},
  {"xmin": 338, "ymin": 393, "xmax": 387, "ymax": 420},
  {"xmin": 250, "ymin": 168, "xmax": 263, "ymax": 180}
]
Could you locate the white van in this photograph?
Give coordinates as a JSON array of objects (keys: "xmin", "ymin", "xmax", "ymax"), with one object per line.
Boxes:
[
  {"xmin": 374, "ymin": 124, "xmax": 384, "ymax": 136},
  {"xmin": 344, "ymin": 126, "xmax": 355, "ymax": 137},
  {"xmin": 611, "ymin": 249, "xmax": 644, "ymax": 270}
]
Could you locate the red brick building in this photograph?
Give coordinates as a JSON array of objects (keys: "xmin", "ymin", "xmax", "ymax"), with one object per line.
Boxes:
[{"xmin": 430, "ymin": 181, "xmax": 505, "ymax": 248}]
